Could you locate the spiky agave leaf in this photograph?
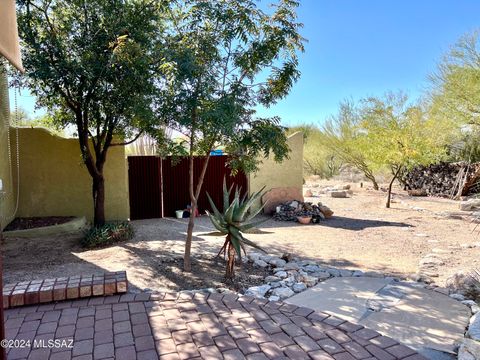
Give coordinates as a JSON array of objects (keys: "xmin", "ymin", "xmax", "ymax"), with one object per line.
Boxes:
[
  {"xmin": 238, "ymin": 217, "xmax": 270, "ymax": 233},
  {"xmin": 243, "ymin": 200, "xmax": 269, "ymax": 224},
  {"xmin": 228, "ymin": 226, "xmax": 242, "ymax": 259},
  {"xmin": 206, "ymin": 192, "xmax": 225, "ymax": 223},
  {"xmin": 224, "ymin": 197, "xmax": 239, "ymax": 224},
  {"xmin": 238, "ymin": 234, "xmax": 266, "ymax": 253},
  {"xmin": 233, "ymin": 186, "xmax": 266, "ymax": 222},
  {"xmin": 223, "ymin": 178, "xmax": 235, "ymax": 211},
  {"xmin": 199, "ymin": 231, "xmax": 228, "ymax": 236},
  {"xmin": 206, "ymin": 210, "xmax": 228, "ymax": 233}
]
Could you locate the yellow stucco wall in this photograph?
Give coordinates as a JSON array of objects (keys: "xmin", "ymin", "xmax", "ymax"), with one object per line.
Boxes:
[
  {"xmin": 10, "ymin": 127, "xmax": 129, "ymax": 222},
  {"xmin": 248, "ymin": 131, "xmax": 304, "ymax": 210},
  {"xmin": 0, "ymin": 65, "xmax": 16, "ymax": 230}
]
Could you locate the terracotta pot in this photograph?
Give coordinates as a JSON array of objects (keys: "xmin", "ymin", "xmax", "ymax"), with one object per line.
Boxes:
[{"xmin": 296, "ymin": 216, "xmax": 312, "ymax": 225}]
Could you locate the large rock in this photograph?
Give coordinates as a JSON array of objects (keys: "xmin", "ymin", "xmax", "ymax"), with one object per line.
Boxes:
[
  {"xmin": 318, "ymin": 205, "xmax": 334, "ymax": 218},
  {"xmin": 458, "ymin": 338, "xmax": 480, "ymax": 360},
  {"xmin": 254, "ymin": 259, "xmax": 268, "ymax": 268},
  {"xmin": 261, "ymin": 187, "xmax": 304, "ymax": 214},
  {"xmin": 467, "ymin": 312, "xmax": 480, "ymax": 341},
  {"xmin": 284, "ymin": 262, "xmax": 300, "ymax": 271},
  {"xmin": 460, "ymin": 199, "xmax": 480, "ymax": 211},
  {"xmin": 272, "ymin": 287, "xmax": 295, "ymax": 299},
  {"xmin": 330, "ymin": 191, "xmax": 348, "ymax": 198},
  {"xmin": 268, "ymin": 257, "xmax": 287, "ymax": 268},
  {"xmin": 293, "ymin": 283, "xmax": 307, "ymax": 293},
  {"xmin": 245, "ymin": 284, "xmax": 271, "ymax": 298}
]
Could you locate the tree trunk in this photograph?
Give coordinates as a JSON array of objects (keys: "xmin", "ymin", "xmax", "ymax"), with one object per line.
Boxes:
[
  {"xmin": 225, "ymin": 235, "xmax": 236, "ymax": 280},
  {"xmin": 386, "ymin": 165, "xmax": 402, "ymax": 208},
  {"xmin": 93, "ymin": 174, "xmax": 106, "ymax": 227},
  {"xmin": 184, "ymin": 153, "xmax": 212, "ymax": 272}
]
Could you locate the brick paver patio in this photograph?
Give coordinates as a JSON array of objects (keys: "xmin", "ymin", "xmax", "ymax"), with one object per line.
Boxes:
[{"xmin": 3, "ymin": 291, "xmax": 426, "ymax": 359}]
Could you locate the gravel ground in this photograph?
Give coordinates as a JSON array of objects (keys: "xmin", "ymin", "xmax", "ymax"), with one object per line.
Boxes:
[{"xmin": 3, "ymin": 183, "xmax": 480, "ymax": 290}]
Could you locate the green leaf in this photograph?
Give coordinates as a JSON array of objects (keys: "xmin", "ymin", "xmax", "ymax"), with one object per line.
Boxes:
[
  {"xmin": 198, "ymin": 231, "xmax": 227, "ymax": 236},
  {"xmin": 206, "ymin": 192, "xmax": 224, "ymax": 222},
  {"xmin": 238, "ymin": 217, "xmax": 270, "ymax": 232},
  {"xmin": 224, "ymin": 197, "xmax": 238, "ymax": 224}
]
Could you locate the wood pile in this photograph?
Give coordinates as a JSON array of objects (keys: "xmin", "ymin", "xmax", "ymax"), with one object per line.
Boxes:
[{"xmin": 404, "ymin": 162, "xmax": 480, "ymax": 197}]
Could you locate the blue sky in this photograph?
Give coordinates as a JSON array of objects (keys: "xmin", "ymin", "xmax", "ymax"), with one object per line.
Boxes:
[{"xmin": 10, "ymin": 0, "xmax": 480, "ymax": 127}]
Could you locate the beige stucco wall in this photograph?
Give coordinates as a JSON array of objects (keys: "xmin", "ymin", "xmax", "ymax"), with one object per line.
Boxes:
[
  {"xmin": 10, "ymin": 127, "xmax": 129, "ymax": 222},
  {"xmin": 248, "ymin": 131, "xmax": 304, "ymax": 210},
  {"xmin": 0, "ymin": 65, "xmax": 16, "ymax": 230}
]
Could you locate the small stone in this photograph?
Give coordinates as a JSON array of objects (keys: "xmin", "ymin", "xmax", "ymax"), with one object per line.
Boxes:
[
  {"xmin": 284, "ymin": 262, "xmax": 300, "ymax": 271},
  {"xmin": 300, "ymin": 275, "xmax": 318, "ymax": 287},
  {"xmin": 245, "ymin": 285, "xmax": 271, "ymax": 298},
  {"xmin": 339, "ymin": 270, "xmax": 353, "ymax": 277},
  {"xmin": 353, "ymin": 270, "xmax": 364, "ymax": 277},
  {"xmin": 450, "ymin": 293, "xmax": 466, "ymax": 301},
  {"xmin": 270, "ymin": 281, "xmax": 282, "ymax": 289},
  {"xmin": 269, "ymin": 258, "xmax": 287, "ymax": 268},
  {"xmin": 249, "ymin": 253, "xmax": 262, "ymax": 262},
  {"xmin": 268, "ymin": 295, "xmax": 280, "ymax": 302},
  {"xmin": 272, "ymin": 287, "xmax": 295, "ymax": 299},
  {"xmin": 254, "ymin": 259, "xmax": 268, "ymax": 268},
  {"xmin": 467, "ymin": 312, "xmax": 480, "ymax": 341},
  {"xmin": 310, "ymin": 271, "xmax": 330, "ymax": 280},
  {"xmin": 303, "ymin": 265, "xmax": 320, "ymax": 273},
  {"xmin": 265, "ymin": 276, "xmax": 281, "ymax": 283},
  {"xmin": 274, "ymin": 271, "xmax": 288, "ymax": 279},
  {"xmin": 326, "ymin": 268, "xmax": 340, "ymax": 277},
  {"xmin": 363, "ymin": 271, "xmax": 384, "ymax": 278},
  {"xmin": 292, "ymin": 283, "xmax": 307, "ymax": 293},
  {"xmin": 283, "ymin": 276, "xmax": 296, "ymax": 287}
]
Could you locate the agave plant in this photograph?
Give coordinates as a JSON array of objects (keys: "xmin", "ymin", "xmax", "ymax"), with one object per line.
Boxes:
[{"xmin": 206, "ymin": 180, "xmax": 267, "ymax": 279}]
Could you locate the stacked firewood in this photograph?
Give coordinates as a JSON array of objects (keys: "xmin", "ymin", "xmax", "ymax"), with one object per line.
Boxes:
[{"xmin": 404, "ymin": 162, "xmax": 480, "ymax": 197}]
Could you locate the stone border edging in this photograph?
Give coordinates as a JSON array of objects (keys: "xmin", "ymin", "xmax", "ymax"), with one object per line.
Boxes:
[{"xmin": 3, "ymin": 216, "xmax": 87, "ymax": 238}]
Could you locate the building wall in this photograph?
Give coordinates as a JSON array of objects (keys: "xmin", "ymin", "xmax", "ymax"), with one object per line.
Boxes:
[
  {"xmin": 0, "ymin": 65, "xmax": 16, "ymax": 230},
  {"xmin": 248, "ymin": 131, "xmax": 304, "ymax": 210},
  {"xmin": 10, "ymin": 127, "xmax": 130, "ymax": 222}
]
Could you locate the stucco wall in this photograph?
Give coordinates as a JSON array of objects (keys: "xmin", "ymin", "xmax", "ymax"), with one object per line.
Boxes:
[
  {"xmin": 0, "ymin": 65, "xmax": 16, "ymax": 230},
  {"xmin": 248, "ymin": 131, "xmax": 304, "ymax": 210},
  {"xmin": 10, "ymin": 127, "xmax": 129, "ymax": 222}
]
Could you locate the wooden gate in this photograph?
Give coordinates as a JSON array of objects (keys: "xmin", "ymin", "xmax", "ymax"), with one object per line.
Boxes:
[
  {"xmin": 128, "ymin": 155, "xmax": 248, "ymax": 219},
  {"xmin": 128, "ymin": 156, "xmax": 163, "ymax": 220}
]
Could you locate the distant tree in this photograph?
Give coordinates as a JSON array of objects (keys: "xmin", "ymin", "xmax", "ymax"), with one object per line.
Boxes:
[
  {"xmin": 155, "ymin": 0, "xmax": 305, "ymax": 272},
  {"xmin": 288, "ymin": 124, "xmax": 342, "ymax": 178},
  {"xmin": 9, "ymin": 107, "xmax": 30, "ymax": 125},
  {"xmin": 430, "ymin": 30, "xmax": 480, "ymax": 126},
  {"xmin": 16, "ymin": 0, "xmax": 163, "ymax": 226},
  {"xmin": 322, "ymin": 101, "xmax": 379, "ymax": 189},
  {"xmin": 359, "ymin": 93, "xmax": 449, "ymax": 208}
]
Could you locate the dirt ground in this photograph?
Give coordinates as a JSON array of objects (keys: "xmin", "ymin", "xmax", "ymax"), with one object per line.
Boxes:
[{"xmin": 3, "ymin": 182, "xmax": 480, "ymax": 291}]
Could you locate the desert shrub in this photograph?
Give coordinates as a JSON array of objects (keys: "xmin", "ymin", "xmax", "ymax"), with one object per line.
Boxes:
[{"xmin": 81, "ymin": 222, "xmax": 134, "ymax": 248}]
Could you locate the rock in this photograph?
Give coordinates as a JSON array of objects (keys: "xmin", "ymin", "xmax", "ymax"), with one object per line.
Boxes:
[
  {"xmin": 265, "ymin": 276, "xmax": 281, "ymax": 283},
  {"xmin": 330, "ymin": 191, "xmax": 348, "ymax": 198},
  {"xmin": 304, "ymin": 189, "xmax": 313, "ymax": 197},
  {"xmin": 458, "ymin": 338, "xmax": 480, "ymax": 360},
  {"xmin": 274, "ymin": 270, "xmax": 288, "ymax": 279},
  {"xmin": 245, "ymin": 284, "xmax": 271, "ymax": 298},
  {"xmin": 300, "ymin": 275, "xmax": 318, "ymax": 287},
  {"xmin": 450, "ymin": 293, "xmax": 466, "ymax": 301},
  {"xmin": 268, "ymin": 295, "xmax": 280, "ymax": 302},
  {"xmin": 303, "ymin": 265, "xmax": 320, "ymax": 273},
  {"xmin": 462, "ymin": 300, "xmax": 480, "ymax": 314},
  {"xmin": 326, "ymin": 268, "xmax": 341, "ymax": 277},
  {"xmin": 467, "ymin": 312, "xmax": 480, "ymax": 341},
  {"xmin": 460, "ymin": 199, "xmax": 480, "ymax": 211},
  {"xmin": 310, "ymin": 271, "xmax": 331, "ymax": 280},
  {"xmin": 254, "ymin": 259, "xmax": 268, "ymax": 268},
  {"xmin": 419, "ymin": 256, "xmax": 445, "ymax": 266},
  {"xmin": 292, "ymin": 283, "xmax": 307, "ymax": 293},
  {"xmin": 363, "ymin": 271, "xmax": 384, "ymax": 278},
  {"xmin": 335, "ymin": 184, "xmax": 351, "ymax": 190},
  {"xmin": 284, "ymin": 262, "xmax": 300, "ymax": 271},
  {"xmin": 281, "ymin": 253, "xmax": 294, "ymax": 262},
  {"xmin": 268, "ymin": 257, "xmax": 287, "ymax": 268},
  {"xmin": 272, "ymin": 287, "xmax": 295, "ymax": 299},
  {"xmin": 353, "ymin": 270, "xmax": 364, "ymax": 277},
  {"xmin": 318, "ymin": 205, "xmax": 334, "ymax": 218},
  {"xmin": 261, "ymin": 187, "xmax": 304, "ymax": 214},
  {"xmin": 260, "ymin": 255, "xmax": 274, "ymax": 263},
  {"xmin": 339, "ymin": 270, "xmax": 353, "ymax": 277},
  {"xmin": 248, "ymin": 253, "xmax": 262, "ymax": 262},
  {"xmin": 270, "ymin": 281, "xmax": 282, "ymax": 289},
  {"xmin": 283, "ymin": 276, "xmax": 296, "ymax": 287}
]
